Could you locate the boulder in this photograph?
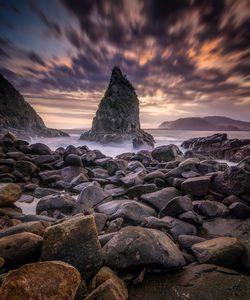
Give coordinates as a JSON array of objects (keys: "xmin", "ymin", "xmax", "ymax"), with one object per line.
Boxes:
[
  {"xmin": 193, "ymin": 200, "xmax": 228, "ymax": 218},
  {"xmin": 0, "ymin": 221, "xmax": 45, "ymax": 238},
  {"xmin": 152, "ymin": 144, "xmax": 183, "ymax": 162},
  {"xmin": 201, "ymin": 217, "xmax": 250, "ymax": 269},
  {"xmin": 86, "ymin": 274, "xmax": 128, "ymax": 300},
  {"xmin": 40, "ymin": 215, "xmax": 103, "ymax": 279},
  {"xmin": 192, "ymin": 237, "xmax": 244, "ymax": 268},
  {"xmin": 89, "ymin": 167, "xmax": 109, "ymax": 179},
  {"xmin": 127, "ymin": 184, "xmax": 157, "ymax": 198},
  {"xmin": 160, "ymin": 216, "xmax": 197, "ymax": 241},
  {"xmin": 229, "ymin": 202, "xmax": 250, "ymax": 219},
  {"xmin": 0, "ymin": 232, "xmax": 43, "ymax": 266},
  {"xmin": 0, "ymin": 183, "xmax": 22, "ymax": 207},
  {"xmin": 103, "ymin": 226, "xmax": 185, "ymax": 270},
  {"xmin": 121, "ymin": 170, "xmax": 146, "ymax": 187},
  {"xmin": 96, "ymin": 200, "xmax": 156, "ymax": 225},
  {"xmin": 61, "ymin": 166, "xmax": 88, "ymax": 183},
  {"xmin": 32, "ymin": 154, "xmax": 56, "ymax": 165},
  {"xmin": 128, "ymin": 263, "xmax": 250, "ymax": 300},
  {"xmin": 0, "ymin": 261, "xmax": 80, "ymax": 300},
  {"xmin": 159, "ymin": 196, "xmax": 193, "ymax": 217},
  {"xmin": 73, "ymin": 185, "xmax": 112, "ymax": 214},
  {"xmin": 140, "ymin": 187, "xmax": 181, "ymax": 211},
  {"xmin": 106, "ymin": 159, "xmax": 128, "ymax": 175},
  {"xmin": 211, "ymin": 165, "xmax": 250, "ymax": 196},
  {"xmin": 64, "ymin": 154, "xmax": 82, "ymax": 167},
  {"xmin": 15, "ymin": 160, "xmax": 37, "ymax": 176},
  {"xmin": 181, "ymin": 176, "xmax": 210, "ymax": 197},
  {"xmin": 30, "ymin": 143, "xmax": 52, "ymax": 155},
  {"xmin": 34, "ymin": 187, "xmax": 60, "ymax": 198},
  {"xmin": 178, "ymin": 235, "xmax": 206, "ymax": 254},
  {"xmin": 92, "ymin": 212, "xmax": 108, "ymax": 233},
  {"xmin": 36, "ymin": 193, "xmax": 76, "ymax": 216},
  {"xmin": 70, "ymin": 173, "xmax": 89, "ymax": 187}
]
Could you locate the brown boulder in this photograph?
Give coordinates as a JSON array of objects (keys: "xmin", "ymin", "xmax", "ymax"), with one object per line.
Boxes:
[
  {"xmin": 0, "ymin": 232, "xmax": 43, "ymax": 266},
  {"xmin": 0, "ymin": 183, "xmax": 22, "ymax": 207},
  {"xmin": 0, "ymin": 261, "xmax": 80, "ymax": 300}
]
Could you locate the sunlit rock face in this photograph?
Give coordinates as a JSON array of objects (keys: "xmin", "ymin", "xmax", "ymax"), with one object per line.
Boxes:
[{"xmin": 80, "ymin": 66, "xmax": 154, "ymax": 148}]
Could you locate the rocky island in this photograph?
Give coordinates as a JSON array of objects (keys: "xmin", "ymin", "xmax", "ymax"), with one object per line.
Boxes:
[
  {"xmin": 80, "ymin": 67, "xmax": 155, "ymax": 149},
  {"xmin": 0, "ymin": 131, "xmax": 249, "ymax": 299},
  {"xmin": 0, "ymin": 74, "xmax": 68, "ymax": 140}
]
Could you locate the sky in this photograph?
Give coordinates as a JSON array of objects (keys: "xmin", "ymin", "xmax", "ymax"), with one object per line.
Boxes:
[{"xmin": 0, "ymin": 0, "xmax": 249, "ymax": 129}]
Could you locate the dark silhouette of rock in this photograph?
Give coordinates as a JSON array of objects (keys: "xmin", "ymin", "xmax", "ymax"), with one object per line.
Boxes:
[
  {"xmin": 80, "ymin": 67, "xmax": 154, "ymax": 148},
  {"xmin": 181, "ymin": 133, "xmax": 250, "ymax": 162},
  {"xmin": 159, "ymin": 116, "xmax": 250, "ymax": 131},
  {"xmin": 0, "ymin": 74, "xmax": 68, "ymax": 139}
]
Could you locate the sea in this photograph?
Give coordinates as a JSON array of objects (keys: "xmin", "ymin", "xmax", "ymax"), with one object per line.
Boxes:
[
  {"xmin": 17, "ymin": 129, "xmax": 250, "ymax": 214},
  {"xmin": 30, "ymin": 129, "xmax": 250, "ymax": 158}
]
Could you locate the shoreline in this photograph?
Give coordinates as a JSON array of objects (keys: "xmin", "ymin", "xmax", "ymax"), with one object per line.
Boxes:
[{"xmin": 0, "ymin": 131, "xmax": 250, "ymax": 299}]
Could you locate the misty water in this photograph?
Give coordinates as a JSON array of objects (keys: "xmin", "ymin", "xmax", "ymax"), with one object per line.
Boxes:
[
  {"xmin": 30, "ymin": 129, "xmax": 250, "ymax": 158},
  {"xmin": 17, "ymin": 129, "xmax": 250, "ymax": 214}
]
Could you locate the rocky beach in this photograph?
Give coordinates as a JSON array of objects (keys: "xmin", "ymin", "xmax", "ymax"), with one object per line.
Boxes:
[{"xmin": 0, "ymin": 129, "xmax": 250, "ymax": 299}]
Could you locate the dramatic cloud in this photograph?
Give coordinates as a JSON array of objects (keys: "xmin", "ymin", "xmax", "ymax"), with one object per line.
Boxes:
[{"xmin": 0, "ymin": 0, "xmax": 249, "ymax": 128}]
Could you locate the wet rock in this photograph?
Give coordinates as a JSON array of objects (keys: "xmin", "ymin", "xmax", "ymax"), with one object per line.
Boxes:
[
  {"xmin": 211, "ymin": 164, "xmax": 250, "ymax": 196},
  {"xmin": 41, "ymin": 215, "xmax": 103, "ymax": 279},
  {"xmin": 127, "ymin": 184, "xmax": 157, "ymax": 198},
  {"xmin": 145, "ymin": 170, "xmax": 165, "ymax": 182},
  {"xmin": 99, "ymin": 232, "xmax": 118, "ymax": 247},
  {"xmin": 0, "ymin": 261, "xmax": 80, "ymax": 300},
  {"xmin": 0, "ymin": 232, "xmax": 43, "ymax": 266},
  {"xmin": 178, "ymin": 210, "xmax": 203, "ymax": 225},
  {"xmin": 34, "ymin": 187, "xmax": 60, "ymax": 198},
  {"xmin": 106, "ymin": 186, "xmax": 127, "ymax": 197},
  {"xmin": 74, "ymin": 185, "xmax": 112, "ymax": 214},
  {"xmin": 192, "ymin": 237, "xmax": 244, "ymax": 268},
  {"xmin": 140, "ymin": 187, "xmax": 181, "ymax": 211},
  {"xmin": 18, "ymin": 194, "xmax": 34, "ymax": 203},
  {"xmin": 121, "ymin": 169, "xmax": 146, "ymax": 187},
  {"xmin": 128, "ymin": 263, "xmax": 250, "ymax": 300},
  {"xmin": 142, "ymin": 216, "xmax": 172, "ymax": 231},
  {"xmin": 92, "ymin": 212, "xmax": 108, "ymax": 233},
  {"xmin": 89, "ymin": 167, "xmax": 109, "ymax": 179},
  {"xmin": 64, "ymin": 154, "xmax": 82, "ymax": 167},
  {"xmin": 103, "ymin": 226, "xmax": 185, "ymax": 270},
  {"xmin": 106, "ymin": 159, "xmax": 128, "ymax": 175},
  {"xmin": 71, "ymin": 181, "xmax": 100, "ymax": 193},
  {"xmin": 178, "ymin": 235, "xmax": 206, "ymax": 254},
  {"xmin": 201, "ymin": 218, "xmax": 250, "ymax": 269},
  {"xmin": 106, "ymin": 217, "xmax": 123, "ymax": 233},
  {"xmin": 30, "ymin": 143, "xmax": 52, "ymax": 155},
  {"xmin": 0, "ymin": 183, "xmax": 22, "ymax": 207},
  {"xmin": 181, "ymin": 176, "xmax": 210, "ymax": 197},
  {"xmin": 36, "ymin": 193, "xmax": 76, "ymax": 216},
  {"xmin": 33, "ymin": 154, "xmax": 56, "ymax": 165},
  {"xmin": 96, "ymin": 200, "xmax": 156, "ymax": 225},
  {"xmin": 193, "ymin": 200, "xmax": 228, "ymax": 218},
  {"xmin": 229, "ymin": 202, "xmax": 250, "ymax": 219},
  {"xmin": 0, "ymin": 221, "xmax": 45, "ymax": 238},
  {"xmin": 159, "ymin": 196, "xmax": 193, "ymax": 218},
  {"xmin": 61, "ymin": 166, "xmax": 88, "ymax": 183},
  {"xmin": 152, "ymin": 144, "xmax": 183, "ymax": 162},
  {"xmin": 160, "ymin": 216, "xmax": 197, "ymax": 241},
  {"xmin": 70, "ymin": 173, "xmax": 89, "ymax": 187},
  {"xmin": 81, "ymin": 151, "xmax": 97, "ymax": 166},
  {"xmin": 86, "ymin": 267, "xmax": 128, "ymax": 300}
]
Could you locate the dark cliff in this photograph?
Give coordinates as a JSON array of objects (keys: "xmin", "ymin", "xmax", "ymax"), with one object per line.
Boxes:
[{"xmin": 0, "ymin": 74, "xmax": 68, "ymax": 139}]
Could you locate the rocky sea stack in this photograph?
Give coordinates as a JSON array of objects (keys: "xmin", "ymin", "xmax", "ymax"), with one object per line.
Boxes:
[
  {"xmin": 80, "ymin": 67, "xmax": 154, "ymax": 148},
  {"xmin": 0, "ymin": 74, "xmax": 68, "ymax": 139}
]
